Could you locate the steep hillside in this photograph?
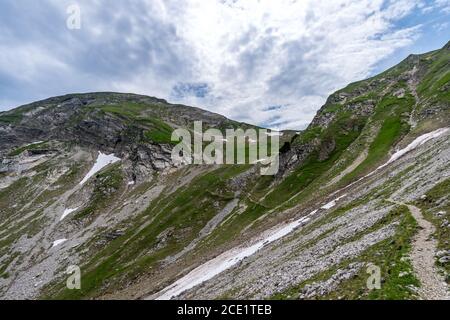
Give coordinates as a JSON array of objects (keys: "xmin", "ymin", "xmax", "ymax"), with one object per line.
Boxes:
[{"xmin": 0, "ymin": 42, "xmax": 448, "ymax": 300}]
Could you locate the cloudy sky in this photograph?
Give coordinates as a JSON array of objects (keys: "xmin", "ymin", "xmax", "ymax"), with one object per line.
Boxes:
[{"xmin": 0, "ymin": 0, "xmax": 449, "ymax": 129}]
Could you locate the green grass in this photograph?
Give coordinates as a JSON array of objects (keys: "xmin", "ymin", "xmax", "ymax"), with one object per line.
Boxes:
[
  {"xmin": 264, "ymin": 112, "xmax": 367, "ymax": 207},
  {"xmin": 362, "ymin": 206, "xmax": 419, "ymax": 300},
  {"xmin": 0, "ymin": 107, "xmax": 25, "ymax": 124},
  {"xmin": 74, "ymin": 163, "xmax": 124, "ymax": 221},
  {"xmin": 417, "ymin": 49, "xmax": 450, "ymax": 98},
  {"xmin": 336, "ymin": 79, "xmax": 367, "ymax": 96},
  {"xmin": 8, "ymin": 141, "xmax": 49, "ymax": 156},
  {"xmin": 0, "ymin": 177, "xmax": 28, "ymax": 219},
  {"xmin": 42, "ymin": 165, "xmax": 247, "ymax": 299},
  {"xmin": 0, "ymin": 113, "xmax": 22, "ymax": 124},
  {"xmin": 338, "ymin": 94, "xmax": 412, "ymax": 185},
  {"xmin": 202, "ymin": 201, "xmax": 267, "ymax": 248},
  {"xmin": 347, "ymin": 92, "xmax": 378, "ymax": 104},
  {"xmin": 0, "ymin": 252, "xmax": 20, "ymax": 279},
  {"xmin": 294, "ymin": 126, "xmax": 322, "ymax": 145},
  {"xmin": 142, "ymin": 118, "xmax": 174, "ymax": 144},
  {"xmin": 323, "ymin": 104, "xmax": 342, "ymax": 113}
]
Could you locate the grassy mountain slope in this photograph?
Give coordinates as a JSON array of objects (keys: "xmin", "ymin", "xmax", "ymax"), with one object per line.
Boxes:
[{"xmin": 0, "ymin": 42, "xmax": 448, "ymax": 300}]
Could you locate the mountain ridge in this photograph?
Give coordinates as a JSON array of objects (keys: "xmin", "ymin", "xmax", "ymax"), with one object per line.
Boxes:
[{"xmin": 0, "ymin": 41, "xmax": 448, "ymax": 300}]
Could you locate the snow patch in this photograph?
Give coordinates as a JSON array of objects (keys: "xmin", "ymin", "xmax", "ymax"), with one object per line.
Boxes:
[
  {"xmin": 376, "ymin": 127, "xmax": 449, "ymax": 172},
  {"xmin": 60, "ymin": 208, "xmax": 79, "ymax": 221},
  {"xmin": 52, "ymin": 239, "xmax": 67, "ymax": 248},
  {"xmin": 153, "ymin": 209, "xmax": 318, "ymax": 300},
  {"xmin": 330, "ymin": 128, "xmax": 449, "ymax": 197},
  {"xmin": 79, "ymin": 152, "xmax": 121, "ymax": 185},
  {"xmin": 321, "ymin": 195, "xmax": 347, "ymax": 210}
]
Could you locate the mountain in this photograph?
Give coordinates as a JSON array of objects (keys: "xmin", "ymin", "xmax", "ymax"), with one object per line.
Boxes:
[{"xmin": 0, "ymin": 42, "xmax": 449, "ymax": 300}]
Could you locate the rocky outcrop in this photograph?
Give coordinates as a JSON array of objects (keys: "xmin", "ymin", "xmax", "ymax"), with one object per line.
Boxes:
[
  {"xmin": 299, "ymin": 262, "xmax": 364, "ymax": 299},
  {"xmin": 0, "ymin": 93, "xmax": 254, "ymax": 177}
]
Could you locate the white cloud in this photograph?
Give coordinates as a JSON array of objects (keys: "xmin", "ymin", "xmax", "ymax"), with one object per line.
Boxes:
[
  {"xmin": 434, "ymin": 21, "xmax": 449, "ymax": 31},
  {"xmin": 436, "ymin": 0, "xmax": 450, "ymax": 12},
  {"xmin": 152, "ymin": 0, "xmax": 422, "ymax": 129},
  {"xmin": 420, "ymin": 0, "xmax": 450, "ymax": 13},
  {"xmin": 0, "ymin": 0, "xmax": 427, "ymax": 129}
]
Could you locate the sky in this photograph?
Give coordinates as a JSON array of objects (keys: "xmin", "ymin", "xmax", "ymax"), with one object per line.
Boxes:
[{"xmin": 0, "ymin": 0, "xmax": 449, "ymax": 130}]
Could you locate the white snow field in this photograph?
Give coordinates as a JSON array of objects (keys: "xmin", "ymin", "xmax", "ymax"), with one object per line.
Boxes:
[
  {"xmin": 60, "ymin": 208, "xmax": 79, "ymax": 221},
  {"xmin": 321, "ymin": 195, "xmax": 347, "ymax": 210},
  {"xmin": 330, "ymin": 127, "xmax": 449, "ymax": 197},
  {"xmin": 51, "ymin": 239, "xmax": 67, "ymax": 248},
  {"xmin": 79, "ymin": 152, "xmax": 121, "ymax": 185},
  {"xmin": 153, "ymin": 210, "xmax": 318, "ymax": 300},
  {"xmin": 375, "ymin": 127, "xmax": 449, "ymax": 171}
]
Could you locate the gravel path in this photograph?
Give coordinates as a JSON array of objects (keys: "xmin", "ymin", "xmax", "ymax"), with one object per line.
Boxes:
[{"xmin": 406, "ymin": 204, "xmax": 449, "ymax": 300}]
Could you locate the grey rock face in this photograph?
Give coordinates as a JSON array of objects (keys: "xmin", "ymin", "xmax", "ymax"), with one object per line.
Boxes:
[
  {"xmin": 0, "ymin": 92, "xmax": 251, "ymax": 177},
  {"xmin": 299, "ymin": 262, "xmax": 364, "ymax": 299}
]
